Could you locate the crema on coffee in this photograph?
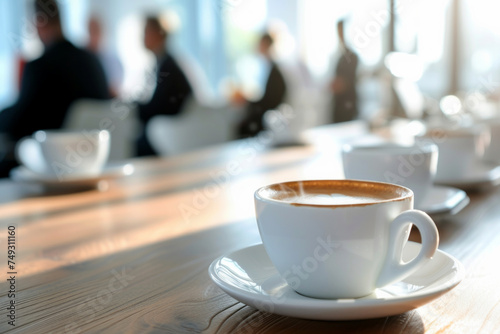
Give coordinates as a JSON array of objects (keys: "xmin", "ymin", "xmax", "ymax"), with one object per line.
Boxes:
[{"xmin": 257, "ymin": 180, "xmax": 411, "ymax": 207}]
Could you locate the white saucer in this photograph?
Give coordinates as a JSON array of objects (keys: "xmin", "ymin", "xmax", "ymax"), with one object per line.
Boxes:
[
  {"xmin": 435, "ymin": 163, "xmax": 500, "ymax": 191},
  {"xmin": 10, "ymin": 163, "xmax": 135, "ymax": 188},
  {"xmin": 208, "ymin": 242, "xmax": 464, "ymax": 321},
  {"xmin": 416, "ymin": 186, "xmax": 469, "ymax": 217}
]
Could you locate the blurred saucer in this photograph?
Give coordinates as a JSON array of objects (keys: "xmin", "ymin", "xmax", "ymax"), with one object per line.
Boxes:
[
  {"xmin": 416, "ymin": 186, "xmax": 469, "ymax": 218},
  {"xmin": 10, "ymin": 163, "xmax": 134, "ymax": 189},
  {"xmin": 434, "ymin": 162, "xmax": 500, "ymax": 192},
  {"xmin": 208, "ymin": 242, "xmax": 464, "ymax": 321}
]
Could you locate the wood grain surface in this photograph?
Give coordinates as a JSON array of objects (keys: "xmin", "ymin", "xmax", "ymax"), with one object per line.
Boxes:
[{"xmin": 0, "ymin": 134, "xmax": 499, "ymax": 334}]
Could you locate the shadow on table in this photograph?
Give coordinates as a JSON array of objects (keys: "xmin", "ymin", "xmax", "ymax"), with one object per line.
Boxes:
[
  {"xmin": 3, "ymin": 214, "xmax": 433, "ymax": 333},
  {"xmin": 410, "ymin": 187, "xmax": 496, "ymax": 246},
  {"xmin": 0, "ymin": 179, "xmax": 101, "ymax": 205},
  {"xmin": 214, "ymin": 309, "xmax": 425, "ymax": 334},
  {"xmin": 131, "ymin": 139, "xmax": 314, "ymax": 179},
  {"xmin": 0, "ymin": 151, "xmax": 313, "ymax": 227}
]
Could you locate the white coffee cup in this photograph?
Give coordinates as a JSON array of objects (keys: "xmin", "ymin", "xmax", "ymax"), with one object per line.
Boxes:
[
  {"xmin": 415, "ymin": 125, "xmax": 489, "ymax": 180},
  {"xmin": 16, "ymin": 130, "xmax": 110, "ymax": 180},
  {"xmin": 342, "ymin": 143, "xmax": 438, "ymax": 208},
  {"xmin": 255, "ymin": 180, "xmax": 439, "ymax": 299}
]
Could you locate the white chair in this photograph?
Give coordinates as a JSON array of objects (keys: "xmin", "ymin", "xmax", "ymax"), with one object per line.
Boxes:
[
  {"xmin": 64, "ymin": 99, "xmax": 139, "ymax": 161},
  {"xmin": 146, "ymin": 97, "xmax": 237, "ymax": 156}
]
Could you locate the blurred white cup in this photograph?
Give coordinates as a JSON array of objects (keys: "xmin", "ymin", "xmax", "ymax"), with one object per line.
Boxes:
[
  {"xmin": 414, "ymin": 125, "xmax": 489, "ymax": 181},
  {"xmin": 342, "ymin": 142, "xmax": 438, "ymax": 207},
  {"xmin": 16, "ymin": 130, "xmax": 110, "ymax": 180}
]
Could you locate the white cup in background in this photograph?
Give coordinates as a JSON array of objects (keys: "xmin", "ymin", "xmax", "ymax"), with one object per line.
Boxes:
[
  {"xmin": 16, "ymin": 130, "xmax": 110, "ymax": 180},
  {"xmin": 414, "ymin": 125, "xmax": 489, "ymax": 180},
  {"xmin": 342, "ymin": 142, "xmax": 438, "ymax": 208},
  {"xmin": 255, "ymin": 180, "xmax": 439, "ymax": 299}
]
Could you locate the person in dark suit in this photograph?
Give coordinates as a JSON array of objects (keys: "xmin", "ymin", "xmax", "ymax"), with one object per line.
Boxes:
[
  {"xmin": 331, "ymin": 19, "xmax": 359, "ymax": 123},
  {"xmin": 236, "ymin": 33, "xmax": 287, "ymax": 138},
  {"xmin": 0, "ymin": 0, "xmax": 109, "ymax": 177},
  {"xmin": 135, "ymin": 16, "xmax": 193, "ymax": 157}
]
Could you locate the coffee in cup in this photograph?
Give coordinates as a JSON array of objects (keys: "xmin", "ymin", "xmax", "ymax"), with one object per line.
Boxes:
[{"xmin": 255, "ymin": 180, "xmax": 439, "ymax": 299}]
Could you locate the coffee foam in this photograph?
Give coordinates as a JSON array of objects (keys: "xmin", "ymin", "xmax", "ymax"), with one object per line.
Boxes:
[
  {"xmin": 419, "ymin": 127, "xmax": 478, "ymax": 138},
  {"xmin": 257, "ymin": 180, "xmax": 411, "ymax": 207},
  {"xmin": 283, "ymin": 193, "xmax": 383, "ymax": 205}
]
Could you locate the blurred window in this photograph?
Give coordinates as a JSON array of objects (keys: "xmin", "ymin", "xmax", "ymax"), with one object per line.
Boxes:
[
  {"xmin": 1, "ymin": 0, "xmax": 500, "ymax": 110},
  {"xmin": 461, "ymin": 0, "xmax": 500, "ymax": 92},
  {"xmin": 298, "ymin": 0, "xmax": 388, "ymax": 79},
  {"xmin": 0, "ymin": 0, "xmax": 21, "ymax": 109}
]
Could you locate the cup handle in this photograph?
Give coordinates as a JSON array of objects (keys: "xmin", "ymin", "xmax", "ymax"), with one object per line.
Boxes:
[
  {"xmin": 376, "ymin": 210, "xmax": 439, "ymax": 288},
  {"xmin": 15, "ymin": 137, "xmax": 45, "ymax": 175}
]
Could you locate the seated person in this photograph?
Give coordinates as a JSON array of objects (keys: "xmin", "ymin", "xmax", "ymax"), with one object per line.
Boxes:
[
  {"xmin": 0, "ymin": 0, "xmax": 109, "ymax": 177},
  {"xmin": 235, "ymin": 33, "xmax": 287, "ymax": 138},
  {"xmin": 135, "ymin": 16, "xmax": 193, "ymax": 157}
]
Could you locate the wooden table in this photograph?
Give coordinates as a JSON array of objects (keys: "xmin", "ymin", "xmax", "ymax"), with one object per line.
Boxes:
[{"xmin": 1, "ymin": 133, "xmax": 500, "ymax": 334}]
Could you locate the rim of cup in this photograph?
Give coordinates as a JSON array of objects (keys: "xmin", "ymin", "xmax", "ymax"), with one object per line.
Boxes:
[
  {"xmin": 342, "ymin": 142, "xmax": 437, "ymax": 155},
  {"xmin": 255, "ymin": 179, "xmax": 413, "ymax": 208},
  {"xmin": 32, "ymin": 129, "xmax": 110, "ymax": 142},
  {"xmin": 416, "ymin": 125, "xmax": 484, "ymax": 139}
]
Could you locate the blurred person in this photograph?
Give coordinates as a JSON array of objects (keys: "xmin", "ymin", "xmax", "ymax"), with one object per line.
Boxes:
[
  {"xmin": 135, "ymin": 16, "xmax": 192, "ymax": 157},
  {"xmin": 330, "ymin": 19, "xmax": 359, "ymax": 123},
  {"xmin": 235, "ymin": 32, "xmax": 287, "ymax": 138},
  {"xmin": 87, "ymin": 15, "xmax": 124, "ymax": 97},
  {"xmin": 0, "ymin": 0, "xmax": 110, "ymax": 178}
]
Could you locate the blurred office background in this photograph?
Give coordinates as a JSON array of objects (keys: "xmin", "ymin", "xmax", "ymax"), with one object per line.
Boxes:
[{"xmin": 1, "ymin": 0, "xmax": 500, "ymax": 150}]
